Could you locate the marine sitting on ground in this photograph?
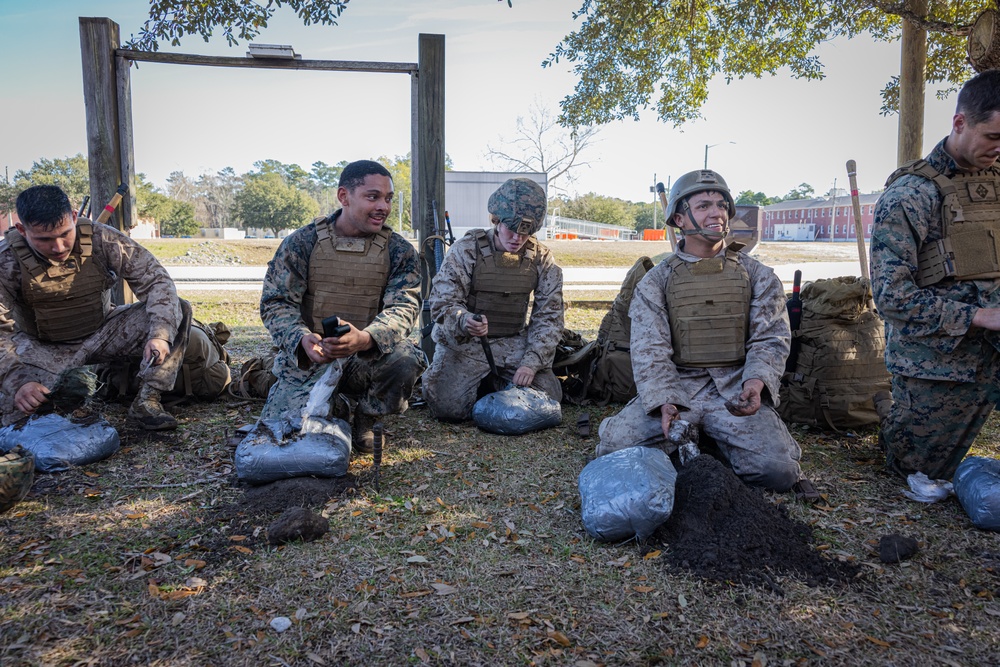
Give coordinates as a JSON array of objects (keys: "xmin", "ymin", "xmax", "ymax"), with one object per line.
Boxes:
[
  {"xmin": 258, "ymin": 159, "xmax": 426, "ymax": 453},
  {"xmin": 421, "ymin": 177, "xmax": 565, "ymax": 426},
  {"xmin": 596, "ymin": 169, "xmax": 817, "ymax": 498},
  {"xmin": 0, "ymin": 184, "xmax": 186, "ymax": 431}
]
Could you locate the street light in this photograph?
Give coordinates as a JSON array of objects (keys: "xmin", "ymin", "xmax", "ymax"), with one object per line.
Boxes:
[{"xmin": 704, "ymin": 141, "xmax": 736, "ymax": 169}]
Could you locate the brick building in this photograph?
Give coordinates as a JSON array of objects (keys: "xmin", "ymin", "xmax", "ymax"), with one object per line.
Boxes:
[{"xmin": 760, "ymin": 191, "xmax": 881, "ymax": 242}]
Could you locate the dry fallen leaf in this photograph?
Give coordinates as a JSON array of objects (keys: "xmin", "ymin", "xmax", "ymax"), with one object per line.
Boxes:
[
  {"xmin": 633, "ymin": 586, "xmax": 656, "ymax": 594},
  {"xmin": 507, "ymin": 611, "xmax": 531, "ymax": 620},
  {"xmin": 547, "ymin": 630, "xmax": 572, "ymax": 647},
  {"xmin": 643, "ymin": 550, "xmax": 662, "ymax": 560},
  {"xmin": 231, "ymin": 545, "xmax": 252, "ymax": 555},
  {"xmin": 407, "ymin": 555, "xmax": 429, "ymax": 564},
  {"xmin": 866, "ymin": 635, "xmax": 891, "ymax": 648},
  {"xmin": 431, "ymin": 583, "xmax": 458, "ymax": 596},
  {"xmin": 696, "ymin": 635, "xmax": 710, "ymax": 649},
  {"xmin": 414, "ymin": 647, "xmax": 430, "ymax": 663}
]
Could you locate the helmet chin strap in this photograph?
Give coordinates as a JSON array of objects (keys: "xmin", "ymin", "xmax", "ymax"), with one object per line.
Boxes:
[{"xmin": 680, "ymin": 202, "xmax": 729, "ymax": 242}]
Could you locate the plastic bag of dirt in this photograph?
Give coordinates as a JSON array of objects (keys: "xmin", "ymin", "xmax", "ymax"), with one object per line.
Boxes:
[
  {"xmin": 0, "ymin": 413, "xmax": 120, "ymax": 473},
  {"xmin": 953, "ymin": 456, "xmax": 1000, "ymax": 532},
  {"xmin": 234, "ymin": 417, "xmax": 351, "ymax": 485},
  {"xmin": 471, "ymin": 386, "xmax": 561, "ymax": 435},
  {"xmin": 578, "ymin": 446, "xmax": 677, "ymax": 542}
]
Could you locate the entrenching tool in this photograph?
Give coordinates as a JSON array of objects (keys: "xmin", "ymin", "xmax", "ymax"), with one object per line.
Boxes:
[
  {"xmin": 372, "ymin": 421, "xmax": 384, "ymax": 493},
  {"xmin": 655, "ymin": 181, "xmax": 679, "ymax": 251},
  {"xmin": 785, "ymin": 269, "xmax": 803, "ymax": 373},
  {"xmin": 845, "ymin": 160, "xmax": 871, "ymax": 282},
  {"xmin": 472, "ymin": 314, "xmax": 500, "ymax": 379},
  {"xmin": 95, "ymin": 183, "xmax": 128, "ymax": 225}
]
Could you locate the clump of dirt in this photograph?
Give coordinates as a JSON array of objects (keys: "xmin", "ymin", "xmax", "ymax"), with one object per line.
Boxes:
[
  {"xmin": 240, "ymin": 475, "xmax": 358, "ymax": 514},
  {"xmin": 654, "ymin": 456, "xmax": 858, "ymax": 591}
]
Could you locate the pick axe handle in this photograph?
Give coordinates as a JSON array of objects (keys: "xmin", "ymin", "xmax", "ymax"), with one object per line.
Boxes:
[
  {"xmin": 845, "ymin": 160, "xmax": 871, "ymax": 282},
  {"xmin": 95, "ymin": 183, "xmax": 129, "ymax": 225},
  {"xmin": 655, "ymin": 182, "xmax": 678, "ymax": 252},
  {"xmin": 472, "ymin": 314, "xmax": 499, "ymax": 378}
]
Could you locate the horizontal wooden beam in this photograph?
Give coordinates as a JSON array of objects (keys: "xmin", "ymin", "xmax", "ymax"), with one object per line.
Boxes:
[{"xmin": 116, "ymin": 49, "xmax": 417, "ymax": 73}]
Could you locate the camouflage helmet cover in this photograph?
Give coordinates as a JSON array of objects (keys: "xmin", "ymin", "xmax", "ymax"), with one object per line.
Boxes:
[
  {"xmin": 488, "ymin": 177, "xmax": 547, "ymax": 235},
  {"xmin": 0, "ymin": 446, "xmax": 35, "ymax": 514},
  {"xmin": 666, "ymin": 169, "xmax": 737, "ymax": 228}
]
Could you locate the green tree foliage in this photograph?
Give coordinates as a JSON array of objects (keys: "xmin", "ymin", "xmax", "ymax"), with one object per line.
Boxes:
[
  {"xmin": 125, "ymin": 0, "xmax": 350, "ymax": 51},
  {"xmin": 9, "ymin": 154, "xmax": 90, "ymax": 210},
  {"xmin": 735, "ymin": 190, "xmax": 773, "ymax": 206},
  {"xmin": 377, "ymin": 155, "xmax": 414, "ymax": 233},
  {"xmin": 309, "ymin": 160, "xmax": 348, "ymax": 214},
  {"xmin": 159, "ymin": 201, "xmax": 199, "ymax": 237},
  {"xmin": 552, "ymin": 192, "xmax": 634, "ymax": 227},
  {"xmin": 232, "ymin": 171, "xmax": 320, "ymax": 236},
  {"xmin": 782, "ymin": 183, "xmax": 816, "ymax": 201},
  {"xmin": 544, "ymin": 1, "xmax": 989, "ymax": 127}
]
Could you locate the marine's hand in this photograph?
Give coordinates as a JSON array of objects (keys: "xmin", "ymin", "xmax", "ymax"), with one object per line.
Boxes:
[
  {"xmin": 321, "ymin": 319, "xmax": 373, "ymax": 359},
  {"xmin": 301, "ymin": 332, "xmax": 330, "ymax": 364},
  {"xmin": 466, "ymin": 314, "xmax": 488, "ymax": 337},
  {"xmin": 512, "ymin": 365, "xmax": 535, "ymax": 387},
  {"xmin": 726, "ymin": 379, "xmax": 763, "ymax": 416},
  {"xmin": 15, "ymin": 382, "xmax": 50, "ymax": 415},
  {"xmin": 144, "ymin": 338, "xmax": 169, "ymax": 366},
  {"xmin": 659, "ymin": 403, "xmax": 680, "ymax": 440},
  {"xmin": 972, "ymin": 308, "xmax": 1000, "ymax": 331}
]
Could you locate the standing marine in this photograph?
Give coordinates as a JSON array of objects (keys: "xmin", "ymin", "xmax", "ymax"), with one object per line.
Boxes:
[
  {"xmin": 422, "ymin": 177, "xmax": 564, "ymax": 422},
  {"xmin": 871, "ymin": 69, "xmax": 1000, "ymax": 480},
  {"xmin": 597, "ymin": 169, "xmax": 810, "ymax": 495},
  {"xmin": 259, "ymin": 160, "xmax": 426, "ymax": 452}
]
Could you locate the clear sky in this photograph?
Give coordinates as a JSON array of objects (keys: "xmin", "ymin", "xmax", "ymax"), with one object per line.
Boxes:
[{"xmin": 1, "ymin": 0, "xmax": 961, "ymax": 205}]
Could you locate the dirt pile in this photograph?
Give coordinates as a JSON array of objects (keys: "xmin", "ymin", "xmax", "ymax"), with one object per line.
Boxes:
[
  {"xmin": 240, "ymin": 475, "xmax": 358, "ymax": 514},
  {"xmin": 654, "ymin": 455, "xmax": 858, "ymax": 591}
]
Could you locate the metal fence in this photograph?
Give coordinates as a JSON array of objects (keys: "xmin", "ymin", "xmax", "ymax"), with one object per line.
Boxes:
[{"xmin": 543, "ymin": 214, "xmax": 638, "ymax": 241}]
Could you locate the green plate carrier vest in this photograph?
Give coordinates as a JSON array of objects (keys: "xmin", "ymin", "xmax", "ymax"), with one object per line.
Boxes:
[
  {"xmin": 303, "ymin": 216, "xmax": 392, "ymax": 332},
  {"xmin": 6, "ymin": 221, "xmax": 113, "ymax": 342},
  {"xmin": 886, "ymin": 160, "xmax": 1000, "ymax": 287},
  {"xmin": 467, "ymin": 229, "xmax": 538, "ymax": 337},
  {"xmin": 665, "ymin": 247, "xmax": 750, "ymax": 368}
]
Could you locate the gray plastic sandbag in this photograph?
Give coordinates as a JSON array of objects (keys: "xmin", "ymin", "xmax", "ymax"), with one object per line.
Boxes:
[
  {"xmin": 234, "ymin": 417, "xmax": 351, "ymax": 484},
  {"xmin": 578, "ymin": 446, "xmax": 677, "ymax": 542},
  {"xmin": 471, "ymin": 386, "xmax": 561, "ymax": 435},
  {"xmin": 953, "ymin": 457, "xmax": 1000, "ymax": 531},
  {"xmin": 0, "ymin": 413, "xmax": 120, "ymax": 473}
]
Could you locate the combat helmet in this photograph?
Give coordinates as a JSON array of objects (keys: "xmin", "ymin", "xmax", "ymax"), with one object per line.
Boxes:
[
  {"xmin": 0, "ymin": 446, "xmax": 35, "ymax": 514},
  {"xmin": 488, "ymin": 178, "xmax": 547, "ymax": 236},
  {"xmin": 666, "ymin": 169, "xmax": 737, "ymax": 240}
]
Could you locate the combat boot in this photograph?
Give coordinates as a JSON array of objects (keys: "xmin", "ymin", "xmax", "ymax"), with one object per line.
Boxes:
[
  {"xmin": 352, "ymin": 412, "xmax": 376, "ymax": 455},
  {"xmin": 128, "ymin": 385, "xmax": 178, "ymax": 431}
]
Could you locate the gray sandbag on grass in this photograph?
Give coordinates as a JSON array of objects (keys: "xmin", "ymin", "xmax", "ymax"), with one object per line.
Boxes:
[
  {"xmin": 0, "ymin": 413, "xmax": 120, "ymax": 473},
  {"xmin": 471, "ymin": 386, "xmax": 561, "ymax": 435},
  {"xmin": 234, "ymin": 417, "xmax": 351, "ymax": 485}
]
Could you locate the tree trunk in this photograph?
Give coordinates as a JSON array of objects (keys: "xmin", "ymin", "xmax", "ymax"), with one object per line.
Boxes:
[{"xmin": 897, "ymin": 0, "xmax": 928, "ymax": 166}]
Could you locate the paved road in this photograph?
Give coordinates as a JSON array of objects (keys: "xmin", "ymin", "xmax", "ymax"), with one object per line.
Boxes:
[{"xmin": 169, "ymin": 261, "xmax": 869, "ymax": 292}]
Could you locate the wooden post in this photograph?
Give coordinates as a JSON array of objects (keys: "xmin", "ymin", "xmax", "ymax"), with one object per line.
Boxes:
[
  {"xmin": 417, "ymin": 33, "xmax": 445, "ymax": 361},
  {"xmin": 897, "ymin": 0, "xmax": 928, "ymax": 166},
  {"xmin": 80, "ymin": 17, "xmax": 134, "ymax": 303}
]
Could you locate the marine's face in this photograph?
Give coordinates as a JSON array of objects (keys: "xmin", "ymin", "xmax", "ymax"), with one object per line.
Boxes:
[
  {"xmin": 950, "ymin": 110, "xmax": 1000, "ymax": 171},
  {"xmin": 15, "ymin": 212, "xmax": 77, "ymax": 263},
  {"xmin": 674, "ymin": 191, "xmax": 729, "ymax": 237},
  {"xmin": 336, "ymin": 174, "xmax": 393, "ymax": 237},
  {"xmin": 496, "ymin": 223, "xmax": 529, "ymax": 253}
]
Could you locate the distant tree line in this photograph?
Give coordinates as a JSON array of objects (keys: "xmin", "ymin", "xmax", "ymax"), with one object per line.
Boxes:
[{"xmin": 1, "ymin": 154, "xmax": 420, "ymax": 237}]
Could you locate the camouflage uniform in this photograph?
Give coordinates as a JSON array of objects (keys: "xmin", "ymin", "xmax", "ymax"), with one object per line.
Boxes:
[
  {"xmin": 597, "ymin": 242, "xmax": 802, "ymax": 492},
  {"xmin": 259, "ymin": 211, "xmax": 425, "ymax": 422},
  {"xmin": 0, "ymin": 221, "xmax": 184, "ymax": 425},
  {"xmin": 871, "ymin": 138, "xmax": 1000, "ymax": 479},
  {"xmin": 421, "ymin": 227, "xmax": 564, "ymax": 421}
]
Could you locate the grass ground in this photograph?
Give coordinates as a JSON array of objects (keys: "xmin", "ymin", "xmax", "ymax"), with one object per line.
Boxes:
[{"xmin": 3, "ymin": 245, "xmax": 999, "ymax": 666}]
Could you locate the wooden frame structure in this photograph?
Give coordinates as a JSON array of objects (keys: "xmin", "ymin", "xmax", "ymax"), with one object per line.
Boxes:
[{"xmin": 79, "ymin": 17, "xmax": 445, "ymax": 305}]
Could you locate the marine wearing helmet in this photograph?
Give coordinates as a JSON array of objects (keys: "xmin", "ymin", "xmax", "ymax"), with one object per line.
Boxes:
[{"xmin": 666, "ymin": 169, "xmax": 737, "ymax": 242}]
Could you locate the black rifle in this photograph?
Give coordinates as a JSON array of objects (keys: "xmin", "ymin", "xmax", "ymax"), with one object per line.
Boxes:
[{"xmin": 785, "ymin": 270, "xmax": 803, "ymax": 373}]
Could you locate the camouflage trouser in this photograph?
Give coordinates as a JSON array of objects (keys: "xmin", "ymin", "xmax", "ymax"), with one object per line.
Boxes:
[
  {"xmin": 596, "ymin": 381, "xmax": 802, "ymax": 492},
  {"xmin": 880, "ymin": 370, "xmax": 1000, "ymax": 480},
  {"xmin": 260, "ymin": 342, "xmax": 427, "ymax": 422},
  {"xmin": 0, "ymin": 302, "xmax": 186, "ymax": 426},
  {"xmin": 421, "ymin": 336, "xmax": 562, "ymax": 422}
]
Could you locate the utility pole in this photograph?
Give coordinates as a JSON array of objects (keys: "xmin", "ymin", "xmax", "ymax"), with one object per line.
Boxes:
[
  {"xmin": 649, "ymin": 173, "xmax": 657, "ymax": 230},
  {"xmin": 829, "ymin": 178, "xmax": 838, "ymax": 242}
]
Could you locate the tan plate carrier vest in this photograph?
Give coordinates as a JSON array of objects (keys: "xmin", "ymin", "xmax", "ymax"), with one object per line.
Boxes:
[
  {"xmin": 302, "ymin": 217, "xmax": 392, "ymax": 332},
  {"xmin": 665, "ymin": 246, "xmax": 750, "ymax": 368},
  {"xmin": 6, "ymin": 221, "xmax": 114, "ymax": 342},
  {"xmin": 886, "ymin": 160, "xmax": 1000, "ymax": 287},
  {"xmin": 466, "ymin": 229, "xmax": 539, "ymax": 337}
]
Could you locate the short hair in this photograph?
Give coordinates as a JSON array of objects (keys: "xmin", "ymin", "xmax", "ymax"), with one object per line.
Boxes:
[
  {"xmin": 956, "ymin": 70, "xmax": 1000, "ymax": 126},
  {"xmin": 15, "ymin": 185, "xmax": 73, "ymax": 230},
  {"xmin": 338, "ymin": 160, "xmax": 392, "ymax": 192}
]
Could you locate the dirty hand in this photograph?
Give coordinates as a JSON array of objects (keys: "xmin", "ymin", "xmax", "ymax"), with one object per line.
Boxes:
[
  {"xmin": 14, "ymin": 381, "xmax": 50, "ymax": 415},
  {"xmin": 512, "ymin": 366, "xmax": 535, "ymax": 387},
  {"xmin": 321, "ymin": 319, "xmax": 373, "ymax": 360},
  {"xmin": 726, "ymin": 379, "xmax": 764, "ymax": 416},
  {"xmin": 972, "ymin": 307, "xmax": 1000, "ymax": 331},
  {"xmin": 144, "ymin": 338, "xmax": 170, "ymax": 366},
  {"xmin": 466, "ymin": 314, "xmax": 488, "ymax": 337},
  {"xmin": 659, "ymin": 403, "xmax": 680, "ymax": 440}
]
